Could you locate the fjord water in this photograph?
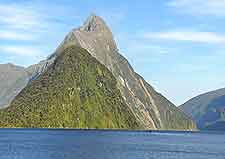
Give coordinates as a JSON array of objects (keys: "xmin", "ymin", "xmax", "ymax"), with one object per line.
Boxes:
[{"xmin": 0, "ymin": 129, "xmax": 224, "ymax": 159}]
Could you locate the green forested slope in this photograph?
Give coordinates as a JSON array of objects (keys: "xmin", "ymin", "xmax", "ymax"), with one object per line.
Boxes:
[{"xmin": 0, "ymin": 46, "xmax": 140, "ymax": 129}]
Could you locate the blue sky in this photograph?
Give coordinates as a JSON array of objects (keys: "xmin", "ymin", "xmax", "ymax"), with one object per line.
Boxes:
[{"xmin": 1, "ymin": 0, "xmax": 225, "ymax": 105}]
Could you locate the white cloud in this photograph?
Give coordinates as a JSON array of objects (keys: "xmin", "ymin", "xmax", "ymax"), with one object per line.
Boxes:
[
  {"xmin": 0, "ymin": 3, "xmax": 60, "ymax": 60},
  {"xmin": 0, "ymin": 30, "xmax": 34, "ymax": 41},
  {"xmin": 0, "ymin": 3, "xmax": 49, "ymax": 43},
  {"xmin": 0, "ymin": 45, "xmax": 42, "ymax": 57},
  {"xmin": 0, "ymin": 4, "xmax": 46, "ymax": 30},
  {"xmin": 168, "ymin": 0, "xmax": 225, "ymax": 16},
  {"xmin": 144, "ymin": 31, "xmax": 225, "ymax": 44}
]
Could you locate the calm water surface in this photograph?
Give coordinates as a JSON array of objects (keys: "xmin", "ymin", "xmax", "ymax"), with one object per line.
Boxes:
[{"xmin": 0, "ymin": 129, "xmax": 224, "ymax": 159}]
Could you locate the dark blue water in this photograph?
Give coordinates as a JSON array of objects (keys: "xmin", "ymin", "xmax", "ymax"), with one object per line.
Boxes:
[{"xmin": 0, "ymin": 129, "xmax": 224, "ymax": 159}]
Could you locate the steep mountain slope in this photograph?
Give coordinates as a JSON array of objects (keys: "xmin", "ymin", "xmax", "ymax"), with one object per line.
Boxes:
[
  {"xmin": 0, "ymin": 46, "xmax": 140, "ymax": 129},
  {"xmin": 31, "ymin": 14, "xmax": 195, "ymax": 130},
  {"xmin": 0, "ymin": 64, "xmax": 29, "ymax": 108},
  {"xmin": 61, "ymin": 15, "xmax": 196, "ymax": 130},
  {"xmin": 0, "ymin": 14, "xmax": 196, "ymax": 130},
  {"xmin": 180, "ymin": 88, "xmax": 225, "ymax": 130}
]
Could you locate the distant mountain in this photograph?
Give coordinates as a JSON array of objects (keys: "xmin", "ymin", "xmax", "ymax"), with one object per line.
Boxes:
[
  {"xmin": 0, "ymin": 64, "xmax": 29, "ymax": 108},
  {"xmin": 180, "ymin": 88, "xmax": 225, "ymax": 130},
  {"xmin": 0, "ymin": 61, "xmax": 54, "ymax": 108},
  {"xmin": 0, "ymin": 14, "xmax": 196, "ymax": 130}
]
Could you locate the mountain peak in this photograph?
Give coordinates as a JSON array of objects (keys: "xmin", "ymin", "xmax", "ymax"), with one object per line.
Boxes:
[
  {"xmin": 59, "ymin": 14, "xmax": 118, "ymax": 65},
  {"xmin": 80, "ymin": 14, "xmax": 110, "ymax": 33}
]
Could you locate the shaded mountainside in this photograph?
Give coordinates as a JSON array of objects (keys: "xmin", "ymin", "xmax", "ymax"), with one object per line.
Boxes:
[
  {"xmin": 180, "ymin": 88, "xmax": 225, "ymax": 130},
  {"xmin": 0, "ymin": 46, "xmax": 140, "ymax": 129},
  {"xmin": 205, "ymin": 121, "xmax": 225, "ymax": 131},
  {"xmin": 0, "ymin": 64, "xmax": 29, "ymax": 108}
]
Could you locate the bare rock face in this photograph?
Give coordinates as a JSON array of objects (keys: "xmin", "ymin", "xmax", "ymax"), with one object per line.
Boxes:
[
  {"xmin": 0, "ymin": 64, "xmax": 29, "ymax": 108},
  {"xmin": 26, "ymin": 58, "xmax": 55, "ymax": 81},
  {"xmin": 61, "ymin": 15, "xmax": 118, "ymax": 71}
]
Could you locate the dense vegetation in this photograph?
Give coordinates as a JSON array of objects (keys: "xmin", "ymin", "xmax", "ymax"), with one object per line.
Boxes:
[{"xmin": 0, "ymin": 46, "xmax": 140, "ymax": 129}]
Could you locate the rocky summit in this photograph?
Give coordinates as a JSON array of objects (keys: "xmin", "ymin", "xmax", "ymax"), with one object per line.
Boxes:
[{"xmin": 0, "ymin": 14, "xmax": 196, "ymax": 130}]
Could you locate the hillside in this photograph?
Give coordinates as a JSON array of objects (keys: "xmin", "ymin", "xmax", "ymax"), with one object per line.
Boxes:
[
  {"xmin": 0, "ymin": 46, "xmax": 140, "ymax": 129},
  {"xmin": 180, "ymin": 88, "xmax": 225, "ymax": 130},
  {"xmin": 0, "ymin": 64, "xmax": 29, "ymax": 108}
]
